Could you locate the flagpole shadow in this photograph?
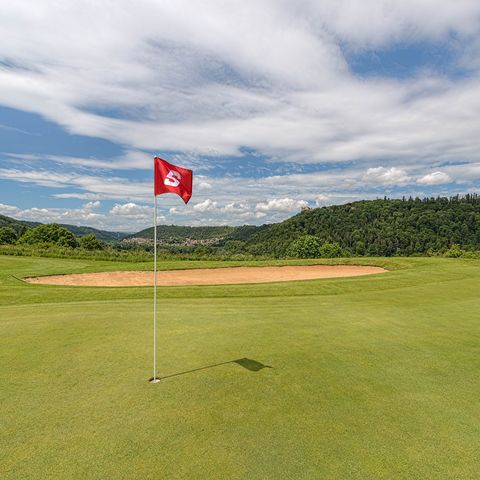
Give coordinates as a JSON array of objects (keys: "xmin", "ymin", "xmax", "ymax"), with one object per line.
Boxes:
[{"xmin": 152, "ymin": 358, "xmax": 272, "ymax": 381}]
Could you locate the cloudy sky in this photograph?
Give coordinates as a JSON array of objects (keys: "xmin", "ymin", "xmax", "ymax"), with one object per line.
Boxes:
[{"xmin": 1, "ymin": 1, "xmax": 480, "ymax": 232}]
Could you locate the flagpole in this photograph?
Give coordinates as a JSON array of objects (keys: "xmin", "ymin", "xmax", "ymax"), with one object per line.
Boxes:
[
  {"xmin": 150, "ymin": 156, "xmax": 192, "ymax": 383},
  {"xmin": 151, "ymin": 193, "xmax": 160, "ymax": 383}
]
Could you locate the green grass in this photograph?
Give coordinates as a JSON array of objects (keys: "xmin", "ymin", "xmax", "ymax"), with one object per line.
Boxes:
[{"xmin": 1, "ymin": 255, "xmax": 479, "ymax": 479}]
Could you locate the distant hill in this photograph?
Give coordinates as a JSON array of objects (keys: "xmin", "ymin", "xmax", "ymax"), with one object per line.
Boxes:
[
  {"xmin": 125, "ymin": 224, "xmax": 248, "ymax": 246},
  {"xmin": 57, "ymin": 224, "xmax": 126, "ymax": 242},
  {"xmin": 242, "ymin": 195, "xmax": 480, "ymax": 256},
  {"xmin": 0, "ymin": 215, "xmax": 38, "ymax": 234},
  {"xmin": 0, "ymin": 214, "xmax": 126, "ymax": 242},
  {"xmin": 5, "ymin": 194, "xmax": 480, "ymax": 256},
  {"xmin": 126, "ymin": 195, "xmax": 480, "ymax": 256},
  {"xmin": 223, "ymin": 224, "xmax": 268, "ymax": 241}
]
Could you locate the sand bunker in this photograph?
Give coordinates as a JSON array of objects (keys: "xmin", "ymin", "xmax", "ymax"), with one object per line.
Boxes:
[{"xmin": 25, "ymin": 265, "xmax": 386, "ymax": 287}]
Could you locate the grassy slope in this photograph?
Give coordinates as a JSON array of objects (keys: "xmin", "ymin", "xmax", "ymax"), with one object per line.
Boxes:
[{"xmin": 1, "ymin": 256, "xmax": 479, "ymax": 479}]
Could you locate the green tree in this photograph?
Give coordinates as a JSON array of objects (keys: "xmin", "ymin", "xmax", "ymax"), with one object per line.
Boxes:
[
  {"xmin": 319, "ymin": 242, "xmax": 343, "ymax": 258},
  {"xmin": 222, "ymin": 240, "xmax": 246, "ymax": 254},
  {"xmin": 78, "ymin": 234, "xmax": 104, "ymax": 250},
  {"xmin": 0, "ymin": 226, "xmax": 18, "ymax": 244},
  {"xmin": 287, "ymin": 235, "xmax": 321, "ymax": 258},
  {"xmin": 19, "ymin": 224, "xmax": 78, "ymax": 248},
  {"xmin": 444, "ymin": 244, "xmax": 466, "ymax": 258},
  {"xmin": 242, "ymin": 195, "xmax": 480, "ymax": 257},
  {"xmin": 354, "ymin": 241, "xmax": 366, "ymax": 256}
]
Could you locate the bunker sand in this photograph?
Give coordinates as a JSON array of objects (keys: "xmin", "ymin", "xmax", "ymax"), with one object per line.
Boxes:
[{"xmin": 25, "ymin": 265, "xmax": 387, "ymax": 287}]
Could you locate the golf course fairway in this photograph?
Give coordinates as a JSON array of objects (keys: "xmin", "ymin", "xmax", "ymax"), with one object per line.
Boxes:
[{"xmin": 1, "ymin": 255, "xmax": 479, "ymax": 479}]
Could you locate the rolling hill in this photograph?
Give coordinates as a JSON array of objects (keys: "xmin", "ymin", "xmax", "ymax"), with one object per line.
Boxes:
[
  {"xmin": 0, "ymin": 215, "xmax": 39, "ymax": 234},
  {"xmin": 0, "ymin": 214, "xmax": 127, "ymax": 242},
  {"xmin": 125, "ymin": 225, "xmax": 243, "ymax": 246},
  {"xmin": 4, "ymin": 194, "xmax": 480, "ymax": 255},
  {"xmin": 242, "ymin": 195, "xmax": 480, "ymax": 256},
  {"xmin": 56, "ymin": 224, "xmax": 126, "ymax": 242},
  {"xmin": 125, "ymin": 195, "xmax": 480, "ymax": 256}
]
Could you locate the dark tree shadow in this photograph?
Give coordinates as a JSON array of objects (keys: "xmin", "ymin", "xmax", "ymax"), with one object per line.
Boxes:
[{"xmin": 152, "ymin": 357, "xmax": 272, "ymax": 381}]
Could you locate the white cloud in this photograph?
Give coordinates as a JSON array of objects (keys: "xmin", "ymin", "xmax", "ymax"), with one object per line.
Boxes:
[
  {"xmin": 444, "ymin": 163, "xmax": 480, "ymax": 182},
  {"xmin": 0, "ymin": 167, "xmax": 151, "ymax": 201},
  {"xmin": 417, "ymin": 171, "xmax": 452, "ymax": 185},
  {"xmin": 197, "ymin": 182, "xmax": 213, "ymax": 191},
  {"xmin": 2, "ymin": 150, "xmax": 152, "ymax": 170},
  {"xmin": 363, "ymin": 166, "xmax": 410, "ymax": 186},
  {"xmin": 255, "ymin": 198, "xmax": 309, "ymax": 213},
  {"xmin": 0, "ymin": 203, "xmax": 21, "ymax": 216},
  {"xmin": 223, "ymin": 202, "xmax": 248, "ymax": 213},
  {"xmin": 193, "ymin": 199, "xmax": 218, "ymax": 212},
  {"xmin": 54, "ymin": 193, "xmax": 104, "ymax": 200},
  {"xmin": 315, "ymin": 194, "xmax": 331, "ymax": 206},
  {"xmin": 110, "ymin": 202, "xmax": 152, "ymax": 217},
  {"xmin": 0, "ymin": 203, "xmax": 105, "ymax": 228},
  {"xmin": 307, "ymin": 1, "xmax": 480, "ymax": 47},
  {"xmin": 0, "ymin": 1, "xmax": 479, "ymax": 166},
  {"xmin": 0, "ymin": 200, "xmax": 158, "ymax": 232},
  {"xmin": 0, "ymin": 168, "xmax": 74, "ymax": 188},
  {"xmin": 83, "ymin": 200, "xmax": 101, "ymax": 210},
  {"xmin": 1, "ymin": 2, "xmax": 480, "ymax": 227}
]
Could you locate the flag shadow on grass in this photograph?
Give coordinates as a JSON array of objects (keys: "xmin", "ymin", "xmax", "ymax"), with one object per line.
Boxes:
[{"xmin": 152, "ymin": 358, "xmax": 272, "ymax": 381}]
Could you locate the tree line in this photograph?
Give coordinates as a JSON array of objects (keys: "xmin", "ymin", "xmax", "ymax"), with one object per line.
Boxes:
[
  {"xmin": 0, "ymin": 223, "xmax": 104, "ymax": 250},
  {"xmin": 2, "ymin": 195, "xmax": 480, "ymax": 260},
  {"xmin": 223, "ymin": 194, "xmax": 480, "ymax": 257}
]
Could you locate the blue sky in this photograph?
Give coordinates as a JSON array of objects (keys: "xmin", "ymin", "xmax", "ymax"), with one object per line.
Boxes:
[{"xmin": 1, "ymin": 1, "xmax": 480, "ymax": 232}]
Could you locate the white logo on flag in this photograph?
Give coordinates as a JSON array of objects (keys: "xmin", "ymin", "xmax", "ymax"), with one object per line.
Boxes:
[{"xmin": 164, "ymin": 170, "xmax": 181, "ymax": 187}]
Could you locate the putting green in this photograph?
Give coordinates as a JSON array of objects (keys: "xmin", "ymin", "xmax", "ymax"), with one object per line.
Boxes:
[{"xmin": 1, "ymin": 255, "xmax": 479, "ymax": 479}]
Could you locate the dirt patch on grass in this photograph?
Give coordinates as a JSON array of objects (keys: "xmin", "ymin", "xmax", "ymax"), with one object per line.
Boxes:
[{"xmin": 25, "ymin": 265, "xmax": 387, "ymax": 287}]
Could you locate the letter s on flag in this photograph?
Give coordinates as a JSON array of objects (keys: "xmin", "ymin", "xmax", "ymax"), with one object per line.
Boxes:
[
  {"xmin": 164, "ymin": 170, "xmax": 181, "ymax": 187},
  {"xmin": 154, "ymin": 157, "xmax": 193, "ymax": 204}
]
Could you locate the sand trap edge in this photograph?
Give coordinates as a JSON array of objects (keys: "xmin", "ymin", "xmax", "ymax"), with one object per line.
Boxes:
[{"xmin": 24, "ymin": 265, "xmax": 388, "ymax": 287}]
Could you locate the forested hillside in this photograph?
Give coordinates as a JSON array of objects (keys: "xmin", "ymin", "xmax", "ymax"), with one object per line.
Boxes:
[
  {"xmin": 0, "ymin": 214, "xmax": 125, "ymax": 242},
  {"xmin": 0, "ymin": 215, "xmax": 38, "ymax": 234},
  {"xmin": 57, "ymin": 224, "xmax": 126, "ymax": 242},
  {"xmin": 127, "ymin": 225, "xmax": 239, "ymax": 244},
  {"xmin": 242, "ymin": 195, "xmax": 480, "ymax": 257},
  {"xmin": 3, "ymin": 195, "xmax": 480, "ymax": 258}
]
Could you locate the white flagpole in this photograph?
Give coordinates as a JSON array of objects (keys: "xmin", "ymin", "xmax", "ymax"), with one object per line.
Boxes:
[{"xmin": 151, "ymin": 193, "xmax": 160, "ymax": 383}]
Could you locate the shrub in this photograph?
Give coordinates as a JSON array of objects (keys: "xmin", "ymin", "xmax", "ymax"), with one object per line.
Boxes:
[
  {"xmin": 287, "ymin": 235, "xmax": 321, "ymax": 258},
  {"xmin": 222, "ymin": 240, "xmax": 246, "ymax": 254},
  {"xmin": 354, "ymin": 241, "xmax": 366, "ymax": 256},
  {"xmin": 444, "ymin": 244, "xmax": 466, "ymax": 258},
  {"xmin": 0, "ymin": 243, "xmax": 152, "ymax": 261},
  {"xmin": 18, "ymin": 224, "xmax": 78, "ymax": 248},
  {"xmin": 0, "ymin": 226, "xmax": 18, "ymax": 244},
  {"xmin": 78, "ymin": 234, "xmax": 104, "ymax": 250},
  {"xmin": 319, "ymin": 242, "xmax": 343, "ymax": 258}
]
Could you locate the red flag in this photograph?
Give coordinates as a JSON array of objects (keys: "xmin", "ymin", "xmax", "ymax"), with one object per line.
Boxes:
[{"xmin": 154, "ymin": 157, "xmax": 193, "ymax": 204}]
